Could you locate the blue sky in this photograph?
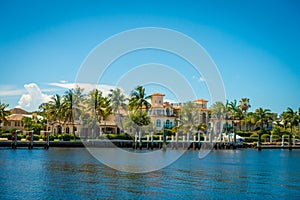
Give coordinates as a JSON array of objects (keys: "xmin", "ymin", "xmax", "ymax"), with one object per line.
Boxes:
[{"xmin": 0, "ymin": 0, "xmax": 299, "ymax": 114}]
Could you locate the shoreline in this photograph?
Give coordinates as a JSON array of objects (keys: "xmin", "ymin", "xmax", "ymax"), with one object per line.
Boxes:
[{"xmin": 1, "ymin": 140, "xmax": 300, "ymax": 150}]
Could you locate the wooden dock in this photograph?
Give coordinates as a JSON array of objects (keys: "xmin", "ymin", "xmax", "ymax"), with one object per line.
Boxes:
[{"xmin": 1, "ymin": 140, "xmax": 299, "ymax": 150}]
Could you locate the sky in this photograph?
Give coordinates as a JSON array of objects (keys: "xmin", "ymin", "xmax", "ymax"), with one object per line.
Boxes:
[{"xmin": 0, "ymin": 0, "xmax": 299, "ymax": 114}]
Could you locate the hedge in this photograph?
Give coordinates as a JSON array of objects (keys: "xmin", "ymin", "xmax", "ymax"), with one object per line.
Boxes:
[
  {"xmin": 103, "ymin": 134, "xmax": 132, "ymax": 140},
  {"xmin": 244, "ymin": 137, "xmax": 257, "ymax": 143}
]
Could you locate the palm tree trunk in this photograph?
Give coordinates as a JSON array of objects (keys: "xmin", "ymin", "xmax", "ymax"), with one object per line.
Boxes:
[{"xmin": 289, "ymin": 125, "xmax": 293, "ymax": 150}]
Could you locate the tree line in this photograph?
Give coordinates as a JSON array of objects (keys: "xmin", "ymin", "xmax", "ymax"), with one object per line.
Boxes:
[
  {"xmin": 210, "ymin": 98, "xmax": 300, "ymax": 136},
  {"xmin": 1, "ymin": 88, "xmax": 300, "ymax": 138}
]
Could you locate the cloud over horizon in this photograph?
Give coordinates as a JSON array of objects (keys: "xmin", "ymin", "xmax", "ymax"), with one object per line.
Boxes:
[
  {"xmin": 17, "ymin": 83, "xmax": 51, "ymax": 111},
  {"xmin": 49, "ymin": 82, "xmax": 120, "ymax": 97}
]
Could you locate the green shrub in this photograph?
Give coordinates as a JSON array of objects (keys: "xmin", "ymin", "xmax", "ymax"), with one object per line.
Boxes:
[
  {"xmin": 244, "ymin": 137, "xmax": 257, "ymax": 142},
  {"xmin": 0, "ymin": 127, "xmax": 10, "ymax": 134},
  {"xmin": 63, "ymin": 134, "xmax": 71, "ymax": 141},
  {"xmin": 153, "ymin": 135, "xmax": 160, "ymax": 140},
  {"xmin": 271, "ymin": 135, "xmax": 280, "ymax": 141},
  {"xmin": 58, "ymin": 134, "xmax": 63, "ymax": 140},
  {"xmin": 261, "ymin": 134, "xmax": 270, "ymax": 142},
  {"xmin": 17, "ymin": 134, "xmax": 25, "ymax": 139},
  {"xmin": 103, "ymin": 133, "xmax": 132, "ymax": 140},
  {"xmin": 236, "ymin": 131, "xmax": 253, "ymax": 137},
  {"xmin": 33, "ymin": 134, "xmax": 40, "ymax": 141},
  {"xmin": 49, "ymin": 134, "xmax": 56, "ymax": 141},
  {"xmin": 250, "ymin": 133, "xmax": 258, "ymax": 138},
  {"xmin": 1, "ymin": 133, "xmax": 12, "ymax": 140},
  {"xmin": 10, "ymin": 128, "xmax": 18, "ymax": 133}
]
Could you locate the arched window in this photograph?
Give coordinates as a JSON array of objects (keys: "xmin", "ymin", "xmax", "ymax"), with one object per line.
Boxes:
[
  {"xmin": 165, "ymin": 120, "xmax": 172, "ymax": 128},
  {"xmin": 166, "ymin": 108, "xmax": 170, "ymax": 116},
  {"xmin": 156, "ymin": 119, "xmax": 161, "ymax": 127}
]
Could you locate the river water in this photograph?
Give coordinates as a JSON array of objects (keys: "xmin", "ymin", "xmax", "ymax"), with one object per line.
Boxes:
[{"xmin": 0, "ymin": 148, "xmax": 299, "ymax": 199}]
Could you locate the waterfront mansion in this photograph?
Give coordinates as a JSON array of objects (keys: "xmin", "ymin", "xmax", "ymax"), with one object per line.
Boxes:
[{"xmin": 1, "ymin": 93, "xmax": 210, "ymax": 136}]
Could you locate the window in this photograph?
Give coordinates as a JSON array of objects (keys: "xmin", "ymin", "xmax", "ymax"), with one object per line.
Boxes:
[
  {"xmin": 166, "ymin": 108, "xmax": 170, "ymax": 116},
  {"xmin": 165, "ymin": 120, "xmax": 172, "ymax": 128},
  {"xmin": 66, "ymin": 127, "xmax": 70, "ymax": 134},
  {"xmin": 156, "ymin": 119, "xmax": 161, "ymax": 127},
  {"xmin": 159, "ymin": 100, "xmax": 162, "ymax": 104}
]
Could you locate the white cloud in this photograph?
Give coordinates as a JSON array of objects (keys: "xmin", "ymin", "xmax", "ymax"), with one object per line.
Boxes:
[
  {"xmin": 49, "ymin": 82, "xmax": 120, "ymax": 97},
  {"xmin": 199, "ymin": 76, "xmax": 206, "ymax": 82},
  {"xmin": 192, "ymin": 75, "xmax": 206, "ymax": 82},
  {"xmin": 17, "ymin": 83, "xmax": 51, "ymax": 111}
]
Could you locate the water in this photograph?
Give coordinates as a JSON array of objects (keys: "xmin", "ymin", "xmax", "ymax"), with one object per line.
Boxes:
[{"xmin": 0, "ymin": 148, "xmax": 300, "ymax": 199}]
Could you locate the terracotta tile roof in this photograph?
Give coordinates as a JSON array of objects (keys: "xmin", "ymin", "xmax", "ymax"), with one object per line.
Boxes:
[
  {"xmin": 10, "ymin": 108, "xmax": 29, "ymax": 115},
  {"xmin": 149, "ymin": 92, "xmax": 165, "ymax": 96},
  {"xmin": 194, "ymin": 99, "xmax": 208, "ymax": 103}
]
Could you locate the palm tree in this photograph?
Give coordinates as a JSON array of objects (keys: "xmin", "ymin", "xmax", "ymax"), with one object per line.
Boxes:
[
  {"xmin": 227, "ymin": 100, "xmax": 243, "ymax": 131},
  {"xmin": 210, "ymin": 101, "xmax": 225, "ymax": 134},
  {"xmin": 179, "ymin": 101, "xmax": 201, "ymax": 134},
  {"xmin": 210, "ymin": 101, "xmax": 227, "ymax": 143},
  {"xmin": 108, "ymin": 88, "xmax": 127, "ymax": 132},
  {"xmin": 128, "ymin": 86, "xmax": 151, "ymax": 112},
  {"xmin": 128, "ymin": 86, "xmax": 151, "ymax": 148},
  {"xmin": 245, "ymin": 112, "xmax": 256, "ymax": 131},
  {"xmin": 39, "ymin": 94, "xmax": 63, "ymax": 134},
  {"xmin": 0, "ymin": 101, "xmax": 10, "ymax": 125},
  {"xmin": 239, "ymin": 98, "xmax": 251, "ymax": 131},
  {"xmin": 62, "ymin": 89, "xmax": 74, "ymax": 134},
  {"xmin": 62, "ymin": 88, "xmax": 84, "ymax": 140},
  {"xmin": 283, "ymin": 107, "xmax": 299, "ymax": 147},
  {"xmin": 255, "ymin": 108, "xmax": 272, "ymax": 130},
  {"xmin": 254, "ymin": 107, "xmax": 272, "ymax": 148},
  {"xmin": 128, "ymin": 86, "xmax": 151, "ymax": 125},
  {"xmin": 85, "ymin": 89, "xmax": 103, "ymax": 137},
  {"xmin": 97, "ymin": 97, "xmax": 112, "ymax": 134}
]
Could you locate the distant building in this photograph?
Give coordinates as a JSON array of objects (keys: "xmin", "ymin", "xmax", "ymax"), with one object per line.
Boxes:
[
  {"xmin": 193, "ymin": 99, "xmax": 209, "ymax": 125},
  {"xmin": 148, "ymin": 93, "xmax": 177, "ymax": 131},
  {"xmin": 1, "ymin": 108, "xmax": 43, "ymax": 131},
  {"xmin": 147, "ymin": 93, "xmax": 209, "ymax": 131}
]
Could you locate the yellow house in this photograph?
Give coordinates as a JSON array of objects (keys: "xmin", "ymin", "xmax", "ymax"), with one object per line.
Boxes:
[
  {"xmin": 148, "ymin": 93, "xmax": 177, "ymax": 131},
  {"xmin": 1, "ymin": 108, "xmax": 43, "ymax": 131}
]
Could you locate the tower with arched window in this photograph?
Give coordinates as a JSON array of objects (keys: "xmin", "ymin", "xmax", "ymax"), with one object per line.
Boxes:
[{"xmin": 148, "ymin": 93, "xmax": 176, "ymax": 131}]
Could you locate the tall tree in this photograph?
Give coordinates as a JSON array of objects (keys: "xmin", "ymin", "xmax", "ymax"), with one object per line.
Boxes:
[
  {"xmin": 128, "ymin": 86, "xmax": 151, "ymax": 148},
  {"xmin": 228, "ymin": 100, "xmax": 243, "ymax": 131},
  {"xmin": 128, "ymin": 86, "xmax": 151, "ymax": 112},
  {"xmin": 179, "ymin": 101, "xmax": 201, "ymax": 134},
  {"xmin": 108, "ymin": 88, "xmax": 127, "ymax": 131},
  {"xmin": 97, "ymin": 97, "xmax": 112, "ymax": 134},
  {"xmin": 84, "ymin": 89, "xmax": 103, "ymax": 137},
  {"xmin": 210, "ymin": 101, "xmax": 226, "ymax": 134},
  {"xmin": 245, "ymin": 112, "xmax": 257, "ymax": 131},
  {"xmin": 281, "ymin": 107, "xmax": 298, "ymax": 148},
  {"xmin": 128, "ymin": 86, "xmax": 151, "ymax": 126},
  {"xmin": 0, "ymin": 101, "xmax": 10, "ymax": 125},
  {"xmin": 239, "ymin": 98, "xmax": 251, "ymax": 131},
  {"xmin": 254, "ymin": 107, "xmax": 272, "ymax": 131},
  {"xmin": 62, "ymin": 87, "xmax": 84, "ymax": 140},
  {"xmin": 254, "ymin": 107, "xmax": 272, "ymax": 148},
  {"xmin": 39, "ymin": 94, "xmax": 63, "ymax": 134},
  {"xmin": 284, "ymin": 107, "xmax": 299, "ymax": 135}
]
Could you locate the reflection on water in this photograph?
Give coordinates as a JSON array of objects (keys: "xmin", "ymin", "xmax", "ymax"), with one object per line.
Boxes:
[{"xmin": 0, "ymin": 148, "xmax": 300, "ymax": 199}]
